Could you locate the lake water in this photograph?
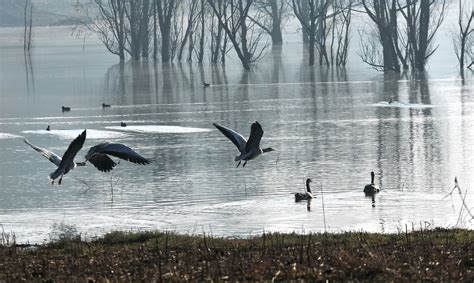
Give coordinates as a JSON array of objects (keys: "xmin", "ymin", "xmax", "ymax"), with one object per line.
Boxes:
[{"xmin": 0, "ymin": 23, "xmax": 473, "ymax": 244}]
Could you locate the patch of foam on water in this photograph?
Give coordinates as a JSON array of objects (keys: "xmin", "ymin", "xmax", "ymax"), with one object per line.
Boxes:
[
  {"xmin": 0, "ymin": 133, "xmax": 22, "ymax": 139},
  {"xmin": 371, "ymin": 101, "xmax": 436, "ymax": 108},
  {"xmin": 106, "ymin": 125, "xmax": 211, "ymax": 134},
  {"xmin": 21, "ymin": 129, "xmax": 129, "ymax": 139}
]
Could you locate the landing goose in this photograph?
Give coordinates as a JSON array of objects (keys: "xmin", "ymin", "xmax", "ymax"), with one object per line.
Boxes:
[
  {"xmin": 25, "ymin": 130, "xmax": 151, "ymax": 184},
  {"xmin": 24, "ymin": 130, "xmax": 86, "ymax": 185},
  {"xmin": 213, "ymin": 121, "xmax": 274, "ymax": 167},
  {"xmin": 84, "ymin": 142, "xmax": 151, "ymax": 172}
]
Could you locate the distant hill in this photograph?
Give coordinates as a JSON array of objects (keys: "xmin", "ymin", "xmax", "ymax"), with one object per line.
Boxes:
[{"xmin": 0, "ymin": 0, "xmax": 89, "ymax": 27}]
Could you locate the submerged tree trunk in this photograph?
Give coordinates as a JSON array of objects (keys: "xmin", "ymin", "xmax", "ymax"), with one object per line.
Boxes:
[
  {"xmin": 153, "ymin": 0, "xmax": 158, "ymax": 60},
  {"xmin": 141, "ymin": 0, "xmax": 150, "ymax": 58},
  {"xmin": 128, "ymin": 1, "xmax": 142, "ymax": 60},
  {"xmin": 269, "ymin": 1, "xmax": 283, "ymax": 45},
  {"xmin": 157, "ymin": 0, "xmax": 176, "ymax": 63},
  {"xmin": 198, "ymin": 0, "xmax": 205, "ymax": 63},
  {"xmin": 117, "ymin": 0, "xmax": 125, "ymax": 60},
  {"xmin": 362, "ymin": 0, "xmax": 400, "ymax": 72}
]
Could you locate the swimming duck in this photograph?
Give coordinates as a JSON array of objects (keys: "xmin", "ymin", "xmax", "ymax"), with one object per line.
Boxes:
[
  {"xmin": 61, "ymin": 106, "xmax": 71, "ymax": 112},
  {"xmin": 102, "ymin": 103, "xmax": 111, "ymax": 108},
  {"xmin": 294, "ymin": 178, "xmax": 313, "ymax": 202},
  {"xmin": 46, "ymin": 125, "xmax": 51, "ymax": 131},
  {"xmin": 202, "ymin": 82, "xmax": 210, "ymax": 87},
  {"xmin": 120, "ymin": 121, "xmax": 127, "ymax": 127},
  {"xmin": 363, "ymin": 171, "xmax": 380, "ymax": 195},
  {"xmin": 213, "ymin": 121, "xmax": 274, "ymax": 167}
]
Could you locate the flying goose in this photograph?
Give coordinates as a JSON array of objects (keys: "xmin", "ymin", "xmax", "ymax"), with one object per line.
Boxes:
[
  {"xmin": 25, "ymin": 130, "xmax": 151, "ymax": 184},
  {"xmin": 363, "ymin": 171, "xmax": 379, "ymax": 195},
  {"xmin": 294, "ymin": 178, "xmax": 313, "ymax": 202},
  {"xmin": 24, "ymin": 130, "xmax": 87, "ymax": 185},
  {"xmin": 84, "ymin": 142, "xmax": 150, "ymax": 172},
  {"xmin": 213, "ymin": 121, "xmax": 274, "ymax": 167}
]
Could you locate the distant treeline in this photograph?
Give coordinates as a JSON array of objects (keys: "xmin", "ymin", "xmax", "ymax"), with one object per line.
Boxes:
[{"xmin": 59, "ymin": 1, "xmax": 474, "ymax": 73}]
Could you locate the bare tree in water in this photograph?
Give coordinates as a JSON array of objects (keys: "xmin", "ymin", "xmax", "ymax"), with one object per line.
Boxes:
[
  {"xmin": 292, "ymin": 0, "xmax": 331, "ymax": 66},
  {"xmin": 360, "ymin": 0, "xmax": 401, "ymax": 72},
  {"xmin": 156, "ymin": 0, "xmax": 177, "ymax": 63},
  {"xmin": 209, "ymin": 0, "xmax": 230, "ymax": 63},
  {"xmin": 452, "ymin": 0, "xmax": 473, "ymax": 72},
  {"xmin": 195, "ymin": 0, "xmax": 207, "ymax": 62},
  {"xmin": 23, "ymin": 0, "xmax": 33, "ymax": 52},
  {"xmin": 174, "ymin": 0, "xmax": 199, "ymax": 61},
  {"xmin": 249, "ymin": 0, "xmax": 288, "ymax": 45},
  {"xmin": 329, "ymin": 0, "xmax": 352, "ymax": 66},
  {"xmin": 360, "ymin": 0, "xmax": 448, "ymax": 72},
  {"xmin": 79, "ymin": 0, "xmax": 127, "ymax": 60},
  {"xmin": 397, "ymin": 0, "xmax": 448, "ymax": 71},
  {"xmin": 208, "ymin": 0, "xmax": 269, "ymax": 70}
]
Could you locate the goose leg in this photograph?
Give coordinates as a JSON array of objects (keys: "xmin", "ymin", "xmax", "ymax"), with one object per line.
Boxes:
[
  {"xmin": 58, "ymin": 175, "xmax": 64, "ymax": 185},
  {"xmin": 236, "ymin": 160, "xmax": 241, "ymax": 168},
  {"xmin": 242, "ymin": 161, "xmax": 247, "ymax": 167}
]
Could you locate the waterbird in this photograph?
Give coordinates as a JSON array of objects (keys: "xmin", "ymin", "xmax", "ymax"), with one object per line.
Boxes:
[
  {"xmin": 24, "ymin": 130, "xmax": 87, "ymax": 185},
  {"xmin": 61, "ymin": 106, "xmax": 71, "ymax": 112},
  {"xmin": 120, "ymin": 121, "xmax": 127, "ymax": 127},
  {"xmin": 102, "ymin": 103, "xmax": 111, "ymax": 108},
  {"xmin": 213, "ymin": 121, "xmax": 274, "ymax": 167},
  {"xmin": 363, "ymin": 171, "xmax": 379, "ymax": 195},
  {"xmin": 202, "ymin": 82, "xmax": 210, "ymax": 87},
  {"xmin": 294, "ymin": 178, "xmax": 313, "ymax": 202},
  {"xmin": 388, "ymin": 98, "xmax": 393, "ymax": 104},
  {"xmin": 84, "ymin": 142, "xmax": 151, "ymax": 172},
  {"xmin": 46, "ymin": 125, "xmax": 51, "ymax": 131},
  {"xmin": 25, "ymin": 129, "xmax": 151, "ymax": 184}
]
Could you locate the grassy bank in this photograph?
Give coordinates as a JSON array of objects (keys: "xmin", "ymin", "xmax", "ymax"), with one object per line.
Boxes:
[{"xmin": 0, "ymin": 228, "xmax": 473, "ymax": 281}]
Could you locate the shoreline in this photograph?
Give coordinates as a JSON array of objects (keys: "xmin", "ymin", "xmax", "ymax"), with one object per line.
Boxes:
[{"xmin": 1, "ymin": 228, "xmax": 472, "ymax": 281}]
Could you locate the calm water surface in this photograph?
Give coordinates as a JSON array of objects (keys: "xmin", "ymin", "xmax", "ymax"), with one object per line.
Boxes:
[{"xmin": 0, "ymin": 26, "xmax": 473, "ymax": 243}]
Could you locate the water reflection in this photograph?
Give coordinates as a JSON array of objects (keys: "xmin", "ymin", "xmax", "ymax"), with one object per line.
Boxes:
[
  {"xmin": 0, "ymin": 33, "xmax": 473, "ymax": 243},
  {"xmin": 24, "ymin": 52, "xmax": 35, "ymax": 95}
]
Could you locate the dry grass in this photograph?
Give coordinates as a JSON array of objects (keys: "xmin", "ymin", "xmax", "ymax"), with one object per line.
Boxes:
[{"xmin": 0, "ymin": 228, "xmax": 473, "ymax": 281}]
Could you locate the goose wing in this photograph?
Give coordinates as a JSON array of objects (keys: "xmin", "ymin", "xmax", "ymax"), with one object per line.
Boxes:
[
  {"xmin": 87, "ymin": 154, "xmax": 117, "ymax": 172},
  {"xmin": 213, "ymin": 123, "xmax": 247, "ymax": 153},
  {"xmin": 24, "ymin": 138, "xmax": 62, "ymax": 167},
  {"xmin": 245, "ymin": 121, "xmax": 264, "ymax": 152},
  {"xmin": 59, "ymin": 130, "xmax": 86, "ymax": 165},
  {"xmin": 86, "ymin": 142, "xmax": 150, "ymax": 170}
]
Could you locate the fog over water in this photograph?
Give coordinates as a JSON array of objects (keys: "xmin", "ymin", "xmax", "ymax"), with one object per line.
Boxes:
[{"xmin": 0, "ymin": 14, "xmax": 473, "ymax": 243}]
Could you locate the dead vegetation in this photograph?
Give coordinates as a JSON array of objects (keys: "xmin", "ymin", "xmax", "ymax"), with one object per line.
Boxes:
[{"xmin": 0, "ymin": 228, "xmax": 473, "ymax": 281}]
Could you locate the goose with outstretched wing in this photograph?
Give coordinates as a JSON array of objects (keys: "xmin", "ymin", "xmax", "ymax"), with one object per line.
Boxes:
[
  {"xmin": 84, "ymin": 142, "xmax": 151, "ymax": 172},
  {"xmin": 24, "ymin": 130, "xmax": 87, "ymax": 185},
  {"xmin": 213, "ymin": 121, "xmax": 274, "ymax": 167},
  {"xmin": 25, "ymin": 130, "xmax": 151, "ymax": 184}
]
